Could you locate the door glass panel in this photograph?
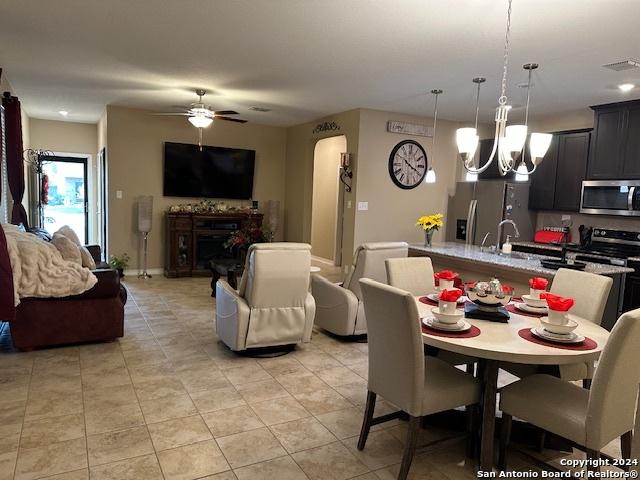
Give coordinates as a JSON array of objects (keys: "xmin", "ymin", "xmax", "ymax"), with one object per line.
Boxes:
[
  {"xmin": 582, "ymin": 186, "xmax": 629, "ymax": 210},
  {"xmin": 41, "ymin": 159, "xmax": 87, "ymax": 243}
]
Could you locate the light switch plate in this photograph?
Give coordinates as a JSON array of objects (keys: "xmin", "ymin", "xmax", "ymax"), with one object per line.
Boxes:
[
  {"xmin": 357, "ymin": 202, "xmax": 368, "ymax": 211},
  {"xmin": 346, "ymin": 200, "xmax": 352, "ymax": 209},
  {"xmin": 116, "ymin": 190, "xmax": 123, "ymax": 199}
]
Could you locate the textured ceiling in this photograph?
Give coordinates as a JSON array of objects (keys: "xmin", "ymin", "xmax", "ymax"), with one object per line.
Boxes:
[{"xmin": 0, "ymin": 0, "xmax": 639, "ymax": 126}]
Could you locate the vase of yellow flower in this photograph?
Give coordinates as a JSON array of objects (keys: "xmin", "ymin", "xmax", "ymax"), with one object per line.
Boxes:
[{"xmin": 416, "ymin": 213, "xmax": 444, "ymax": 247}]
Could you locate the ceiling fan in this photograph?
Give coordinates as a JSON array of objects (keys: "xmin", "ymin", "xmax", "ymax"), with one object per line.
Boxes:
[{"xmin": 153, "ymin": 89, "xmax": 247, "ymax": 147}]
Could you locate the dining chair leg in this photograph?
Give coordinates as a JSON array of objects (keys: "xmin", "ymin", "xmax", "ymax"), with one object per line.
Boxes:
[
  {"xmin": 357, "ymin": 391, "xmax": 377, "ymax": 450},
  {"xmin": 621, "ymin": 431, "xmax": 632, "ymax": 471},
  {"xmin": 537, "ymin": 430, "xmax": 546, "ymax": 452},
  {"xmin": 466, "ymin": 363, "xmax": 475, "ymax": 375},
  {"xmin": 583, "ymin": 378, "xmax": 592, "ymax": 389},
  {"xmin": 479, "ymin": 359, "xmax": 499, "ymax": 471},
  {"xmin": 466, "ymin": 404, "xmax": 479, "ymax": 459},
  {"xmin": 586, "ymin": 449, "xmax": 600, "ymax": 473},
  {"xmin": 497, "ymin": 414, "xmax": 512, "ymax": 471},
  {"xmin": 398, "ymin": 416, "xmax": 421, "ymax": 480}
]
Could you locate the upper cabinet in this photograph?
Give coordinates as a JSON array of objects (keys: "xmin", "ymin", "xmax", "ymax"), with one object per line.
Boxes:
[
  {"xmin": 587, "ymin": 99, "xmax": 640, "ymax": 179},
  {"xmin": 477, "ymin": 138, "xmax": 516, "ymax": 180},
  {"xmin": 529, "ymin": 130, "xmax": 591, "ymax": 212}
]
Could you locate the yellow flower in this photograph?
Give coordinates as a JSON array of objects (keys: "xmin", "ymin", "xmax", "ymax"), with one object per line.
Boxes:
[{"xmin": 416, "ymin": 213, "xmax": 444, "ymax": 231}]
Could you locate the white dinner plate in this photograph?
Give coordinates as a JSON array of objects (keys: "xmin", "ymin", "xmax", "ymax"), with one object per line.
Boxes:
[
  {"xmin": 531, "ymin": 327, "xmax": 585, "ymax": 344},
  {"xmin": 427, "ymin": 293, "xmax": 468, "ymax": 304},
  {"xmin": 422, "ymin": 317, "xmax": 471, "ymax": 332},
  {"xmin": 514, "ymin": 302, "xmax": 548, "ymax": 314}
]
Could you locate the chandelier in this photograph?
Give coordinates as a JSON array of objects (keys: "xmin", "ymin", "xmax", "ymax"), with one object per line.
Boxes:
[{"xmin": 455, "ymin": 0, "xmax": 552, "ymax": 179}]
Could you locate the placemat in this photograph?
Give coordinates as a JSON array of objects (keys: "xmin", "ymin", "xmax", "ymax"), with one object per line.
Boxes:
[
  {"xmin": 418, "ymin": 296, "xmax": 438, "ymax": 306},
  {"xmin": 421, "ymin": 323, "xmax": 481, "ymax": 338},
  {"xmin": 517, "ymin": 328, "xmax": 597, "ymax": 351}
]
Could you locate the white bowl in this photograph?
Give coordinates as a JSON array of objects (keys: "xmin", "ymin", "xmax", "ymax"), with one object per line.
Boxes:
[
  {"xmin": 522, "ymin": 294, "xmax": 548, "ymax": 309},
  {"xmin": 540, "ymin": 316, "xmax": 578, "ymax": 335},
  {"xmin": 431, "ymin": 307, "xmax": 464, "ymax": 325}
]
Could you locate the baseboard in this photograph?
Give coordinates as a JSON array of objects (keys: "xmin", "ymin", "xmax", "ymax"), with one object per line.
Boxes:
[
  {"xmin": 311, "ymin": 255, "xmax": 336, "ymax": 266},
  {"xmin": 122, "ymin": 267, "xmax": 164, "ymax": 277}
]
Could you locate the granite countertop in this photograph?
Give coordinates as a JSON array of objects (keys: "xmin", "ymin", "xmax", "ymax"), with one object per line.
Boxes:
[
  {"xmin": 409, "ymin": 242, "xmax": 634, "ymax": 276},
  {"xmin": 512, "ymin": 241, "xmax": 640, "ymax": 264}
]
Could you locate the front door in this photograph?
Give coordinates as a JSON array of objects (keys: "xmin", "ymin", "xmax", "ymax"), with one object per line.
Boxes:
[{"xmin": 41, "ymin": 156, "xmax": 89, "ymax": 243}]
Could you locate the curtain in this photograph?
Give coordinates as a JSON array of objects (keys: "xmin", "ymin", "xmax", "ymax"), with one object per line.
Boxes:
[
  {"xmin": 0, "ymin": 225, "xmax": 15, "ymax": 321},
  {"xmin": 1, "ymin": 92, "xmax": 28, "ymax": 227}
]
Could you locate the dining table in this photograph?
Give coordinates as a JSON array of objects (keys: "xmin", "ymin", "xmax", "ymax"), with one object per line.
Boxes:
[{"xmin": 415, "ymin": 296, "xmax": 611, "ymax": 471}]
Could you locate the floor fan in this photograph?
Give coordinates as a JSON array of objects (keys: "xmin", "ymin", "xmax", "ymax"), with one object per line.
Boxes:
[{"xmin": 137, "ymin": 196, "xmax": 153, "ymax": 279}]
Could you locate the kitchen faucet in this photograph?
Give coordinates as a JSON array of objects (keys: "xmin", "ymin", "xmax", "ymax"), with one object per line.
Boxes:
[{"xmin": 496, "ymin": 219, "xmax": 520, "ymax": 251}]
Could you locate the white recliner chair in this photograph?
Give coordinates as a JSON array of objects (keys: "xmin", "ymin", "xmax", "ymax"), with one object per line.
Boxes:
[
  {"xmin": 215, "ymin": 243, "xmax": 316, "ymax": 351},
  {"xmin": 311, "ymin": 242, "xmax": 408, "ymax": 336}
]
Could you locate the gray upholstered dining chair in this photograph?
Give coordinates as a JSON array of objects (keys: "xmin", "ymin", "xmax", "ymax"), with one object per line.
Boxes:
[
  {"xmin": 504, "ymin": 268, "xmax": 613, "ymax": 384},
  {"xmin": 311, "ymin": 242, "xmax": 408, "ymax": 336},
  {"xmin": 498, "ymin": 308, "xmax": 640, "ymax": 472},
  {"xmin": 385, "ymin": 257, "xmax": 435, "ymax": 296},
  {"xmin": 358, "ymin": 278, "xmax": 481, "ymax": 480}
]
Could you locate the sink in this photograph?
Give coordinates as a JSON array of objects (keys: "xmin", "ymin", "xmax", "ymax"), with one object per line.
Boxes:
[{"xmin": 496, "ymin": 252, "xmax": 534, "ymax": 261}]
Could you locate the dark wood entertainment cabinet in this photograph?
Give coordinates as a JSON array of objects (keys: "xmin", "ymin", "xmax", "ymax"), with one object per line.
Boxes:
[{"xmin": 164, "ymin": 212, "xmax": 263, "ymax": 278}]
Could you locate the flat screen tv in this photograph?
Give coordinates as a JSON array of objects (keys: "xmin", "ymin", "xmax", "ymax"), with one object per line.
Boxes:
[{"xmin": 163, "ymin": 142, "xmax": 256, "ymax": 199}]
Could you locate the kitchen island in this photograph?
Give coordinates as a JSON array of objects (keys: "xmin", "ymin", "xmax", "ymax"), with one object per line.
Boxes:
[{"xmin": 409, "ymin": 242, "xmax": 633, "ymax": 329}]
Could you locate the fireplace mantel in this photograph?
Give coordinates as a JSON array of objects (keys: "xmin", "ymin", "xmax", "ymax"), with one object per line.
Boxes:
[{"xmin": 164, "ymin": 212, "xmax": 263, "ymax": 278}]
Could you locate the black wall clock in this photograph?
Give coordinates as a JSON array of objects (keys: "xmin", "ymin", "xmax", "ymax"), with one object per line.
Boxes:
[{"xmin": 388, "ymin": 140, "xmax": 428, "ymax": 189}]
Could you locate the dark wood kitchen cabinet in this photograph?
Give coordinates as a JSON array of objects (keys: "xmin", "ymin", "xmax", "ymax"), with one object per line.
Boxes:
[
  {"xmin": 529, "ymin": 129, "xmax": 591, "ymax": 211},
  {"xmin": 477, "ymin": 138, "xmax": 516, "ymax": 180},
  {"xmin": 587, "ymin": 99, "xmax": 640, "ymax": 179}
]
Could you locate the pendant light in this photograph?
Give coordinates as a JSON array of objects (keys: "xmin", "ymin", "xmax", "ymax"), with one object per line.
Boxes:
[
  {"xmin": 455, "ymin": 0, "xmax": 551, "ymax": 177},
  {"xmin": 426, "ymin": 89, "xmax": 442, "ymax": 184}
]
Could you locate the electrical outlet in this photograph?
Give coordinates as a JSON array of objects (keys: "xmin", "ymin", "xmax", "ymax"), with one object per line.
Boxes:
[
  {"xmin": 346, "ymin": 200, "xmax": 352, "ymax": 209},
  {"xmin": 116, "ymin": 190, "xmax": 123, "ymax": 199},
  {"xmin": 357, "ymin": 202, "xmax": 368, "ymax": 211},
  {"xmin": 561, "ymin": 214, "xmax": 571, "ymax": 221}
]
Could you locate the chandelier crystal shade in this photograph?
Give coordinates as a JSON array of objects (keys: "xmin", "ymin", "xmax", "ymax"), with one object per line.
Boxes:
[
  {"xmin": 188, "ymin": 114, "xmax": 214, "ymax": 129},
  {"xmin": 455, "ymin": 0, "xmax": 552, "ymax": 179}
]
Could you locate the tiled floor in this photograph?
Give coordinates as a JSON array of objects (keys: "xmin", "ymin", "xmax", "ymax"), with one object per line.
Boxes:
[{"xmin": 0, "ymin": 276, "xmax": 624, "ymax": 480}]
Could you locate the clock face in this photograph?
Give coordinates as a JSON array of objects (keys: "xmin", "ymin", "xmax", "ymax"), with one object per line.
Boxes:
[{"xmin": 388, "ymin": 140, "xmax": 428, "ymax": 189}]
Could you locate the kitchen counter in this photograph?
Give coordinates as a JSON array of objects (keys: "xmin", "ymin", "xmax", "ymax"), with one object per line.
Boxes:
[
  {"xmin": 511, "ymin": 241, "xmax": 563, "ymax": 252},
  {"xmin": 409, "ymin": 242, "xmax": 633, "ymax": 277}
]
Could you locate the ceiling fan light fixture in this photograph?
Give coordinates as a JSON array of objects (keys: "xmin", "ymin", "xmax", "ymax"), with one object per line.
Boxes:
[{"xmin": 188, "ymin": 114, "xmax": 213, "ymax": 128}]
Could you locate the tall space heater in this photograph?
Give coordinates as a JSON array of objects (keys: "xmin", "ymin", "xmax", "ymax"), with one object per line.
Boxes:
[{"xmin": 137, "ymin": 196, "xmax": 153, "ymax": 279}]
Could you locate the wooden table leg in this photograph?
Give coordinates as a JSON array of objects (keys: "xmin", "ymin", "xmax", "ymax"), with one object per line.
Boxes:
[{"xmin": 479, "ymin": 359, "xmax": 499, "ymax": 472}]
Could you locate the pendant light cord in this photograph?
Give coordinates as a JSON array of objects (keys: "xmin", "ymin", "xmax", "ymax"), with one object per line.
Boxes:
[{"xmin": 498, "ymin": 0, "xmax": 513, "ymax": 106}]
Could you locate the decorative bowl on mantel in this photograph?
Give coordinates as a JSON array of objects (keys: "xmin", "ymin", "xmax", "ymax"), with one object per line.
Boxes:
[{"xmin": 465, "ymin": 278, "xmax": 513, "ymax": 312}]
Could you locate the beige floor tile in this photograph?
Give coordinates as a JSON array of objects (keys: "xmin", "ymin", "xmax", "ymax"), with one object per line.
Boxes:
[
  {"xmin": 157, "ymin": 439, "xmax": 230, "ymax": 480},
  {"xmin": 316, "ymin": 407, "xmax": 365, "ymax": 440},
  {"xmin": 0, "ymin": 450, "xmax": 17, "ymax": 480},
  {"xmin": 343, "ymin": 430, "xmax": 405, "ymax": 470},
  {"xmin": 257, "ymin": 357, "xmax": 309, "ymax": 377},
  {"xmin": 14, "ymin": 437, "xmax": 87, "ymax": 480},
  {"xmin": 83, "ymin": 384, "xmax": 138, "ymax": 412},
  {"xmin": 89, "ymin": 453, "xmax": 163, "ymax": 480},
  {"xmin": 140, "ymin": 394, "xmax": 198, "ymax": 424},
  {"xmin": 316, "ymin": 367, "xmax": 364, "ymax": 388},
  {"xmin": 81, "ymin": 370, "xmax": 132, "ymax": 391},
  {"xmin": 87, "ymin": 426, "xmax": 154, "ymax": 466},
  {"xmin": 0, "ymin": 422, "xmax": 22, "ymax": 452},
  {"xmin": 147, "ymin": 415, "xmax": 212, "ymax": 451},
  {"xmin": 199, "ymin": 472, "xmax": 238, "ymax": 480},
  {"xmin": 223, "ymin": 364, "xmax": 272, "ymax": 386},
  {"xmin": 236, "ymin": 379, "xmax": 291, "ymax": 404},
  {"xmin": 216, "ymin": 427, "xmax": 287, "ymax": 469},
  {"xmin": 41, "ymin": 469, "xmax": 89, "ymax": 480},
  {"xmin": 190, "ymin": 386, "xmax": 246, "ymax": 413},
  {"xmin": 373, "ymin": 453, "xmax": 451, "ymax": 480},
  {"xmin": 276, "ymin": 372, "xmax": 330, "ymax": 395},
  {"xmin": 177, "ymin": 367, "xmax": 231, "ymax": 393},
  {"xmin": 291, "ymin": 442, "xmax": 369, "ymax": 480},
  {"xmin": 85, "ymin": 403, "xmax": 145, "ymax": 435},
  {"xmin": 294, "ymin": 388, "xmax": 353, "ymax": 415},
  {"xmin": 24, "ymin": 393, "xmax": 83, "ymax": 422},
  {"xmin": 333, "ymin": 382, "xmax": 369, "ymax": 407},
  {"xmin": 0, "ymin": 399, "xmax": 26, "ymax": 425},
  {"xmin": 202, "ymin": 405, "xmax": 264, "ymax": 438},
  {"xmin": 20, "ymin": 413, "xmax": 85, "ymax": 449},
  {"xmin": 250, "ymin": 396, "xmax": 310, "ymax": 426},
  {"xmin": 134, "ymin": 376, "xmax": 187, "ymax": 401},
  {"xmin": 269, "ymin": 417, "xmax": 337, "ymax": 453},
  {"xmin": 234, "ymin": 455, "xmax": 309, "ymax": 480}
]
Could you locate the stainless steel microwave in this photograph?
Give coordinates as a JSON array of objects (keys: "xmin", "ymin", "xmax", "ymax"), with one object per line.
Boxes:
[{"xmin": 580, "ymin": 180, "xmax": 640, "ymax": 216}]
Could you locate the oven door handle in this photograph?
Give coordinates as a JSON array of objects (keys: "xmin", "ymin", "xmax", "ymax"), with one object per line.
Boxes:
[{"xmin": 628, "ymin": 186, "xmax": 636, "ymax": 211}]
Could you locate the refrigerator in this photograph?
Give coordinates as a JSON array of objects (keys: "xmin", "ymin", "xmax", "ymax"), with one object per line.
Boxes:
[{"xmin": 445, "ymin": 181, "xmax": 536, "ymax": 247}]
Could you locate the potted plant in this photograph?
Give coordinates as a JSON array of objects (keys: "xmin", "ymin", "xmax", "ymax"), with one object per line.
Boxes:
[
  {"xmin": 224, "ymin": 224, "xmax": 269, "ymax": 265},
  {"xmin": 109, "ymin": 253, "xmax": 130, "ymax": 278},
  {"xmin": 416, "ymin": 213, "xmax": 444, "ymax": 247}
]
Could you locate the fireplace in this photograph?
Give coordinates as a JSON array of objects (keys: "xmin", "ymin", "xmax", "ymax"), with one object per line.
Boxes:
[{"xmin": 194, "ymin": 233, "xmax": 234, "ymax": 270}]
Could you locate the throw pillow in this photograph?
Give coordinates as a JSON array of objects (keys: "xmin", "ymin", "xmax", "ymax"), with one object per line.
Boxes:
[
  {"xmin": 51, "ymin": 233, "xmax": 82, "ymax": 265},
  {"xmin": 56, "ymin": 226, "xmax": 81, "ymax": 246},
  {"xmin": 79, "ymin": 246, "xmax": 96, "ymax": 270}
]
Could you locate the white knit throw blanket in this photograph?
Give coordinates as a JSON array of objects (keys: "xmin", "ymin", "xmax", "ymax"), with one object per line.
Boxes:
[{"xmin": 3, "ymin": 226, "xmax": 97, "ymax": 306}]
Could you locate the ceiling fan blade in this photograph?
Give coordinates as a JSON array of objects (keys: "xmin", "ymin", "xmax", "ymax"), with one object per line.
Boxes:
[
  {"xmin": 216, "ymin": 116, "xmax": 247, "ymax": 123},
  {"xmin": 151, "ymin": 112, "xmax": 190, "ymax": 116},
  {"xmin": 213, "ymin": 110, "xmax": 239, "ymax": 115}
]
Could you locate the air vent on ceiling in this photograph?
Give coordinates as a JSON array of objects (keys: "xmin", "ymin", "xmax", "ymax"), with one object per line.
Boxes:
[
  {"xmin": 249, "ymin": 106, "xmax": 271, "ymax": 112},
  {"xmin": 603, "ymin": 60, "xmax": 640, "ymax": 71}
]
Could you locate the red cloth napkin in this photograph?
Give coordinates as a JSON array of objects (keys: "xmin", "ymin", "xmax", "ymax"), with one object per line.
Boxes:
[
  {"xmin": 529, "ymin": 277, "xmax": 549, "ymax": 290},
  {"xmin": 540, "ymin": 292, "xmax": 575, "ymax": 312},
  {"xmin": 439, "ymin": 288, "xmax": 463, "ymax": 302},
  {"xmin": 434, "ymin": 270, "xmax": 458, "ymax": 281}
]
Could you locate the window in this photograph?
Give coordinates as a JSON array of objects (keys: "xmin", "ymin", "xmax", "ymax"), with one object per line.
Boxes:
[{"xmin": 0, "ymin": 106, "xmax": 10, "ymax": 225}]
